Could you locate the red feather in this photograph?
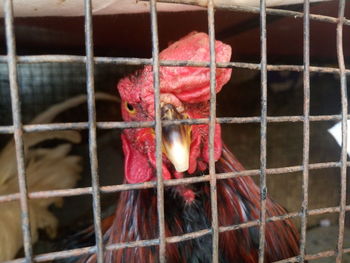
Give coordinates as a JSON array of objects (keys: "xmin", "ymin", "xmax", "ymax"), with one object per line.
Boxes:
[{"xmin": 216, "ymin": 144, "xmax": 300, "ymax": 262}]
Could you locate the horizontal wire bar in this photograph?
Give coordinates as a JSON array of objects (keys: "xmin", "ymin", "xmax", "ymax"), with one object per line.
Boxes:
[
  {"xmin": 0, "ymin": 125, "xmax": 14, "ymax": 133},
  {"xmin": 219, "ymin": 219, "xmax": 260, "ymax": 233},
  {"xmin": 305, "ymin": 250, "xmax": 336, "ymax": 261},
  {"xmin": 0, "ymin": 55, "xmax": 349, "ymax": 74},
  {"xmin": 167, "ymin": 228, "xmax": 212, "ymax": 243},
  {"xmin": 221, "ymin": 204, "xmax": 350, "ymax": 234},
  {"xmin": 0, "ymin": 161, "xmax": 346, "ymax": 203},
  {"xmin": 3, "ymin": 247, "xmax": 96, "ymax": 263},
  {"xmin": 0, "ymin": 55, "xmax": 151, "ymax": 65},
  {"xmin": 2, "ymin": 229, "xmax": 211, "ymax": 263},
  {"xmin": 105, "ymin": 238, "xmax": 159, "ymax": 251},
  {"xmin": 32, "ymin": 247, "xmax": 95, "ymax": 262},
  {"xmin": 272, "ymin": 248, "xmax": 350, "ymax": 263},
  {"xmin": 12, "ymin": 208, "xmax": 350, "ymax": 263},
  {"xmin": 267, "ymin": 211, "xmax": 300, "ymax": 222},
  {"xmin": 0, "ymin": 114, "xmax": 346, "ymax": 134},
  {"xmin": 151, "ymin": 0, "xmax": 350, "ymax": 26}
]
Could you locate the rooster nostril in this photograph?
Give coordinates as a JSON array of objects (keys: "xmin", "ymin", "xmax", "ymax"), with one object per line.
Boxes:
[
  {"xmin": 161, "ymin": 103, "xmax": 185, "ymax": 121},
  {"xmin": 161, "ymin": 103, "xmax": 175, "ymax": 113}
]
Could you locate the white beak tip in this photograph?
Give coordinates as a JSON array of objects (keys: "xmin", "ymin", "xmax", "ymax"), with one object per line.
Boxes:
[
  {"xmin": 173, "ymin": 162, "xmax": 189, "ymax": 173},
  {"xmin": 166, "ymin": 141, "xmax": 190, "ymax": 173}
]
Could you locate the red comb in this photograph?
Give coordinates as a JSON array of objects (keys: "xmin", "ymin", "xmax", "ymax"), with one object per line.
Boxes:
[{"xmin": 118, "ymin": 31, "xmax": 232, "ymax": 113}]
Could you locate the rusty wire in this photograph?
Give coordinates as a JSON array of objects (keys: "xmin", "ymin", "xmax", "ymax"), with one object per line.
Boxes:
[
  {"xmin": 207, "ymin": 0, "xmax": 220, "ymax": 261},
  {"xmin": 1, "ymin": 0, "xmax": 349, "ymax": 262},
  {"xmin": 0, "ymin": 160, "xmax": 349, "ymax": 204},
  {"xmin": 84, "ymin": 0, "xmax": 104, "ymax": 262},
  {"xmin": 299, "ymin": 0, "xmax": 310, "ymax": 261},
  {"xmin": 149, "ymin": 0, "xmax": 167, "ymax": 261},
  {"xmin": 148, "ymin": 0, "xmax": 350, "ymax": 25},
  {"xmin": 3, "ymin": 0, "xmax": 33, "ymax": 261},
  {"xmin": 336, "ymin": 0, "xmax": 348, "ymax": 262},
  {"xmin": 258, "ymin": 0, "xmax": 267, "ymax": 262},
  {"xmin": 2, "ymin": 114, "xmax": 350, "ymax": 134},
  {"xmin": 4, "ymin": 203, "xmax": 350, "ymax": 263},
  {"xmin": 1, "ymin": 56, "xmax": 350, "ymax": 75}
]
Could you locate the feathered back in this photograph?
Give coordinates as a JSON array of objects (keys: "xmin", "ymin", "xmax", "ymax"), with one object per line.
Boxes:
[{"xmin": 215, "ymin": 144, "xmax": 300, "ymax": 262}]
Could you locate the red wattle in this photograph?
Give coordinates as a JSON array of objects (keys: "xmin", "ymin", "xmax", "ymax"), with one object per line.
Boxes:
[
  {"xmin": 188, "ymin": 133, "xmax": 202, "ymax": 174},
  {"xmin": 121, "ymin": 134, "xmax": 153, "ymax": 183},
  {"xmin": 147, "ymin": 151, "xmax": 172, "ymax": 180}
]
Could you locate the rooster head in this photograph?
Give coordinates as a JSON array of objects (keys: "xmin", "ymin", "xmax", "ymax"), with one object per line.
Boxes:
[{"xmin": 117, "ymin": 32, "xmax": 232, "ymax": 184}]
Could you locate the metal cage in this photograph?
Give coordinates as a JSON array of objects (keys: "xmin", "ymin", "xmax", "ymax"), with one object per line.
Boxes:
[{"xmin": 0, "ymin": 0, "xmax": 349, "ymax": 262}]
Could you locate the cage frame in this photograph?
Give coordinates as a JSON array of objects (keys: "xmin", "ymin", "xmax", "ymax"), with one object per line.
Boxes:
[{"xmin": 1, "ymin": 0, "xmax": 349, "ymax": 262}]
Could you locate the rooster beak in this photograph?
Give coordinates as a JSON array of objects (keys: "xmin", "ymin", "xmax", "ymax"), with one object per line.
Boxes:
[{"xmin": 161, "ymin": 104, "xmax": 191, "ymax": 173}]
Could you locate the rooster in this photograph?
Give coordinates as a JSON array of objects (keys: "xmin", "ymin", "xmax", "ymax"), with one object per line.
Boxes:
[{"xmin": 75, "ymin": 32, "xmax": 299, "ymax": 263}]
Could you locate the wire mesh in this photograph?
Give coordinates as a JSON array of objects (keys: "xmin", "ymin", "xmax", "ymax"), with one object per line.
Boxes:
[{"xmin": 0, "ymin": 0, "xmax": 349, "ymax": 262}]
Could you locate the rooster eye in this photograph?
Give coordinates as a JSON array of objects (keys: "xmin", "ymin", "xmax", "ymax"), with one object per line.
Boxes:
[{"xmin": 125, "ymin": 102, "xmax": 136, "ymax": 113}]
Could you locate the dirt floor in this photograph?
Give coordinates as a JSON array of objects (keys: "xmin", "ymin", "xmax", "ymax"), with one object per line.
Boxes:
[{"xmin": 307, "ymin": 226, "xmax": 350, "ymax": 262}]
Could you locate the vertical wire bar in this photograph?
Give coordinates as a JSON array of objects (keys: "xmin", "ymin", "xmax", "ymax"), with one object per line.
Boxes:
[
  {"xmin": 299, "ymin": 0, "xmax": 310, "ymax": 261},
  {"xmin": 335, "ymin": 0, "xmax": 347, "ymax": 262},
  {"xmin": 149, "ymin": 0, "xmax": 166, "ymax": 262},
  {"xmin": 258, "ymin": 0, "xmax": 267, "ymax": 262},
  {"xmin": 207, "ymin": 0, "xmax": 219, "ymax": 262},
  {"xmin": 3, "ymin": 0, "xmax": 33, "ymax": 261},
  {"xmin": 84, "ymin": 0, "xmax": 104, "ymax": 262}
]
